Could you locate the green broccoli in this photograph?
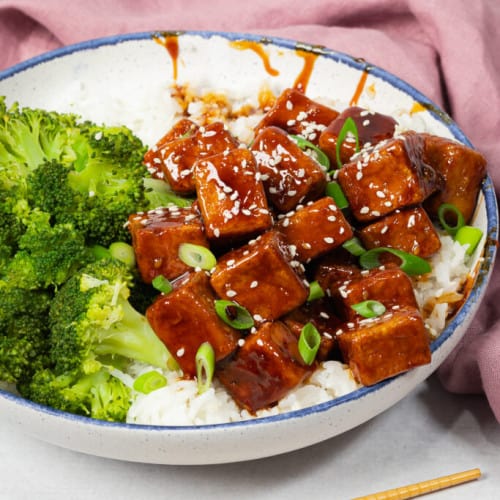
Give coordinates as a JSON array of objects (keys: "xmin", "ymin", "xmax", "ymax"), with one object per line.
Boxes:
[
  {"xmin": 21, "ymin": 366, "xmax": 132, "ymax": 422},
  {"xmin": 48, "ymin": 258, "xmax": 171, "ymax": 375}
]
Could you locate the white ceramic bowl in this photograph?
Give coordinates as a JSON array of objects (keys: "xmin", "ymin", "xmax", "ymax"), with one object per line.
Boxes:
[{"xmin": 0, "ymin": 31, "xmax": 497, "ymax": 465}]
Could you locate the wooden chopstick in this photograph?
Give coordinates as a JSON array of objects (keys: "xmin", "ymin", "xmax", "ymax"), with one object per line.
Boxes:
[{"xmin": 352, "ymin": 468, "xmax": 482, "ymax": 500}]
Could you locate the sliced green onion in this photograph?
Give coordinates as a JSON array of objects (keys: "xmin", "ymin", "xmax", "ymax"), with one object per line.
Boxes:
[
  {"xmin": 335, "ymin": 116, "xmax": 360, "ymax": 169},
  {"xmin": 342, "ymin": 237, "xmax": 366, "ymax": 256},
  {"xmin": 290, "ymin": 134, "xmax": 330, "ymax": 169},
  {"xmin": 196, "ymin": 341, "xmax": 215, "ymax": 394},
  {"xmin": 351, "ymin": 300, "xmax": 386, "ymax": 318},
  {"xmin": 214, "ymin": 300, "xmax": 254, "ymax": 330},
  {"xmin": 298, "ymin": 322, "xmax": 321, "ymax": 366},
  {"xmin": 152, "ymin": 275, "xmax": 173, "ymax": 294},
  {"xmin": 326, "ymin": 181, "xmax": 349, "ymax": 209},
  {"xmin": 178, "ymin": 242, "xmax": 216, "ymax": 270},
  {"xmin": 109, "ymin": 241, "xmax": 136, "ymax": 268},
  {"xmin": 455, "ymin": 225, "xmax": 483, "ymax": 255},
  {"xmin": 438, "ymin": 203, "xmax": 465, "ymax": 236},
  {"xmin": 90, "ymin": 244, "xmax": 112, "ymax": 260},
  {"xmin": 307, "ymin": 280, "xmax": 325, "ymax": 302},
  {"xmin": 359, "ymin": 247, "xmax": 431, "ymax": 275},
  {"xmin": 133, "ymin": 371, "xmax": 167, "ymax": 394}
]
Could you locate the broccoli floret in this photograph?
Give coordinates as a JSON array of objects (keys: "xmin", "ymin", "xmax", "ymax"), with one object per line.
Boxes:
[
  {"xmin": 2, "ymin": 209, "xmax": 91, "ymax": 289},
  {"xmin": 143, "ymin": 177, "xmax": 194, "ymax": 210},
  {"xmin": 20, "ymin": 366, "xmax": 132, "ymax": 422},
  {"xmin": 48, "ymin": 258, "xmax": 171, "ymax": 375}
]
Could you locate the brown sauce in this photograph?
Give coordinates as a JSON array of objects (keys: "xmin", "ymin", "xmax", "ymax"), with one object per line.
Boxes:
[
  {"xmin": 230, "ymin": 40, "xmax": 280, "ymax": 77},
  {"xmin": 293, "ymin": 50, "xmax": 318, "ymax": 93},
  {"xmin": 154, "ymin": 34, "xmax": 179, "ymax": 81}
]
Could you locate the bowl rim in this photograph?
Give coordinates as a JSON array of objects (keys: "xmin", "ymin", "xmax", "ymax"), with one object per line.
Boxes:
[{"xmin": 0, "ymin": 29, "xmax": 497, "ymax": 434}]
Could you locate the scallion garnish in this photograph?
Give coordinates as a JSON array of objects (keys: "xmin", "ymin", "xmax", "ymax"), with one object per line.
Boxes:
[
  {"xmin": 351, "ymin": 300, "xmax": 386, "ymax": 318},
  {"xmin": 290, "ymin": 134, "xmax": 330, "ymax": 169},
  {"xmin": 307, "ymin": 280, "xmax": 325, "ymax": 302},
  {"xmin": 214, "ymin": 300, "xmax": 254, "ymax": 330},
  {"xmin": 109, "ymin": 241, "xmax": 136, "ymax": 268},
  {"xmin": 298, "ymin": 322, "xmax": 321, "ymax": 366},
  {"xmin": 335, "ymin": 116, "xmax": 360, "ymax": 169},
  {"xmin": 178, "ymin": 242, "xmax": 217, "ymax": 270},
  {"xmin": 455, "ymin": 225, "xmax": 483, "ymax": 255},
  {"xmin": 437, "ymin": 203, "xmax": 465, "ymax": 236},
  {"xmin": 152, "ymin": 274, "xmax": 173, "ymax": 294},
  {"xmin": 342, "ymin": 237, "xmax": 366, "ymax": 256},
  {"xmin": 90, "ymin": 244, "xmax": 112, "ymax": 260},
  {"xmin": 133, "ymin": 371, "xmax": 167, "ymax": 394},
  {"xmin": 326, "ymin": 181, "xmax": 349, "ymax": 209},
  {"xmin": 359, "ymin": 247, "xmax": 431, "ymax": 275},
  {"xmin": 196, "ymin": 341, "xmax": 215, "ymax": 394}
]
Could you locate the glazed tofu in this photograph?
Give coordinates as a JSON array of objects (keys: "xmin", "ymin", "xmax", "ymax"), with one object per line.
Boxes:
[
  {"xmin": 337, "ymin": 133, "xmax": 442, "ymax": 222},
  {"xmin": 254, "ymin": 88, "xmax": 339, "ymax": 143},
  {"xmin": 319, "ymin": 106, "xmax": 397, "ymax": 166},
  {"xmin": 251, "ymin": 126, "xmax": 327, "ymax": 212},
  {"xmin": 313, "ymin": 248, "xmax": 363, "ymax": 292},
  {"xmin": 337, "ymin": 307, "xmax": 431, "ymax": 386},
  {"xmin": 146, "ymin": 271, "xmax": 240, "ymax": 377},
  {"xmin": 420, "ymin": 133, "xmax": 487, "ymax": 223},
  {"xmin": 210, "ymin": 231, "xmax": 308, "ymax": 322},
  {"xmin": 148, "ymin": 121, "xmax": 240, "ymax": 194},
  {"xmin": 128, "ymin": 205, "xmax": 209, "ymax": 283},
  {"xmin": 194, "ymin": 147, "xmax": 273, "ymax": 246},
  {"xmin": 276, "ymin": 196, "xmax": 353, "ymax": 262},
  {"xmin": 333, "ymin": 268, "xmax": 420, "ymax": 322},
  {"xmin": 216, "ymin": 321, "xmax": 313, "ymax": 413},
  {"xmin": 358, "ymin": 206, "xmax": 441, "ymax": 258}
]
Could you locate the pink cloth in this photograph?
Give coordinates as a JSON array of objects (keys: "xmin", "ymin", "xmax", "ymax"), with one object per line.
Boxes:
[{"xmin": 1, "ymin": 0, "xmax": 500, "ymax": 417}]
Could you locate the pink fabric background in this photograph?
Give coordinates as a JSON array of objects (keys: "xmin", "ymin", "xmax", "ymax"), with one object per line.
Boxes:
[{"xmin": 1, "ymin": 0, "xmax": 500, "ymax": 418}]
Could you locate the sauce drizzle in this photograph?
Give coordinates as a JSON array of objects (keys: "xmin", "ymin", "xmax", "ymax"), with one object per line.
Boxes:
[
  {"xmin": 230, "ymin": 40, "xmax": 280, "ymax": 77},
  {"xmin": 350, "ymin": 70, "xmax": 369, "ymax": 106},
  {"xmin": 154, "ymin": 34, "xmax": 180, "ymax": 81},
  {"xmin": 293, "ymin": 50, "xmax": 318, "ymax": 93}
]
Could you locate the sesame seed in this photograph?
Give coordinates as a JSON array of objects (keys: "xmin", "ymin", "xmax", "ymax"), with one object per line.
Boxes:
[
  {"xmin": 256, "ymin": 338, "xmax": 264, "ymax": 346},
  {"xmin": 254, "ymin": 314, "xmax": 264, "ymax": 322},
  {"xmin": 376, "ymin": 190, "xmax": 386, "ymax": 198},
  {"xmin": 250, "ymin": 281, "xmax": 258, "ymax": 288},
  {"xmin": 360, "ymin": 206, "xmax": 370, "ymax": 214},
  {"xmin": 238, "ymin": 338, "xmax": 246, "ymax": 347},
  {"xmin": 324, "ymin": 237, "xmax": 335, "ymax": 244},
  {"xmin": 226, "ymin": 290, "xmax": 237, "ymax": 298},
  {"xmin": 176, "ymin": 348, "xmax": 185, "ymax": 357}
]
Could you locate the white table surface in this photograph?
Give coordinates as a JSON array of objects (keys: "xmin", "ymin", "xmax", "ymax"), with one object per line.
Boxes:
[{"xmin": 1, "ymin": 373, "xmax": 499, "ymax": 500}]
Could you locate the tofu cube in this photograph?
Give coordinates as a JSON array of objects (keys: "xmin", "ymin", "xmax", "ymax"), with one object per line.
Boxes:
[
  {"xmin": 146, "ymin": 271, "xmax": 241, "ymax": 377},
  {"xmin": 276, "ymin": 196, "xmax": 354, "ymax": 262},
  {"xmin": 194, "ymin": 147, "xmax": 273, "ymax": 245},
  {"xmin": 313, "ymin": 248, "xmax": 362, "ymax": 293},
  {"xmin": 251, "ymin": 126, "xmax": 327, "ymax": 212},
  {"xmin": 210, "ymin": 231, "xmax": 308, "ymax": 321},
  {"xmin": 216, "ymin": 321, "xmax": 313, "ymax": 413},
  {"xmin": 128, "ymin": 205, "xmax": 209, "ymax": 283},
  {"xmin": 318, "ymin": 106, "xmax": 397, "ymax": 165},
  {"xmin": 358, "ymin": 206, "xmax": 441, "ymax": 258},
  {"xmin": 254, "ymin": 88, "xmax": 339, "ymax": 143},
  {"xmin": 337, "ymin": 307, "xmax": 431, "ymax": 386},
  {"xmin": 421, "ymin": 133, "xmax": 487, "ymax": 223},
  {"xmin": 337, "ymin": 133, "xmax": 442, "ymax": 222}
]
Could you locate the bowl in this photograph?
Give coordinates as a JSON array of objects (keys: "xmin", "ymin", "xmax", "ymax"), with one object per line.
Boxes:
[{"xmin": 0, "ymin": 30, "xmax": 497, "ymax": 465}]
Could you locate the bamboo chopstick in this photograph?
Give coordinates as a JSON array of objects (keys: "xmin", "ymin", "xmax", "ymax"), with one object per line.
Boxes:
[{"xmin": 352, "ymin": 468, "xmax": 482, "ymax": 500}]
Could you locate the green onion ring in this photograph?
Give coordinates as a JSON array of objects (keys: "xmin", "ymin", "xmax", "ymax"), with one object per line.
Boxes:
[
  {"xmin": 325, "ymin": 181, "xmax": 349, "ymax": 209},
  {"xmin": 214, "ymin": 300, "xmax": 254, "ymax": 330},
  {"xmin": 298, "ymin": 322, "xmax": 321, "ymax": 366},
  {"xmin": 437, "ymin": 203, "xmax": 465, "ymax": 236},
  {"xmin": 351, "ymin": 300, "xmax": 386, "ymax": 318},
  {"xmin": 307, "ymin": 280, "xmax": 325, "ymax": 302},
  {"xmin": 196, "ymin": 341, "xmax": 215, "ymax": 394},
  {"xmin": 151, "ymin": 275, "xmax": 173, "ymax": 294},
  {"xmin": 335, "ymin": 116, "xmax": 360, "ymax": 169},
  {"xmin": 178, "ymin": 242, "xmax": 217, "ymax": 270},
  {"xmin": 455, "ymin": 226, "xmax": 483, "ymax": 255},
  {"xmin": 133, "ymin": 371, "xmax": 167, "ymax": 394},
  {"xmin": 359, "ymin": 247, "xmax": 431, "ymax": 275},
  {"xmin": 342, "ymin": 237, "xmax": 366, "ymax": 257},
  {"xmin": 290, "ymin": 134, "xmax": 330, "ymax": 169}
]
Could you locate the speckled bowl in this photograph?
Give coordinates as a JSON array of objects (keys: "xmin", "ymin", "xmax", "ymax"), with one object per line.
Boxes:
[{"xmin": 0, "ymin": 31, "xmax": 497, "ymax": 465}]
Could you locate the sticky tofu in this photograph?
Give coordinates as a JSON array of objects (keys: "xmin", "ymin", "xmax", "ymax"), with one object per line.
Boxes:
[
  {"xmin": 210, "ymin": 231, "xmax": 308, "ymax": 321},
  {"xmin": 194, "ymin": 147, "xmax": 273, "ymax": 245},
  {"xmin": 276, "ymin": 196, "xmax": 353, "ymax": 262},
  {"xmin": 128, "ymin": 205, "xmax": 209, "ymax": 283},
  {"xmin": 334, "ymin": 268, "xmax": 420, "ymax": 322},
  {"xmin": 254, "ymin": 88, "xmax": 339, "ymax": 143},
  {"xmin": 313, "ymin": 249, "xmax": 363, "ymax": 293},
  {"xmin": 358, "ymin": 206, "xmax": 441, "ymax": 258},
  {"xmin": 337, "ymin": 133, "xmax": 442, "ymax": 222},
  {"xmin": 146, "ymin": 271, "xmax": 240, "ymax": 377},
  {"xmin": 216, "ymin": 321, "xmax": 313, "ymax": 413},
  {"xmin": 337, "ymin": 307, "xmax": 431, "ymax": 386},
  {"xmin": 319, "ymin": 106, "xmax": 397, "ymax": 166},
  {"xmin": 251, "ymin": 126, "xmax": 327, "ymax": 212},
  {"xmin": 147, "ymin": 121, "xmax": 240, "ymax": 194},
  {"xmin": 420, "ymin": 133, "xmax": 487, "ymax": 223}
]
